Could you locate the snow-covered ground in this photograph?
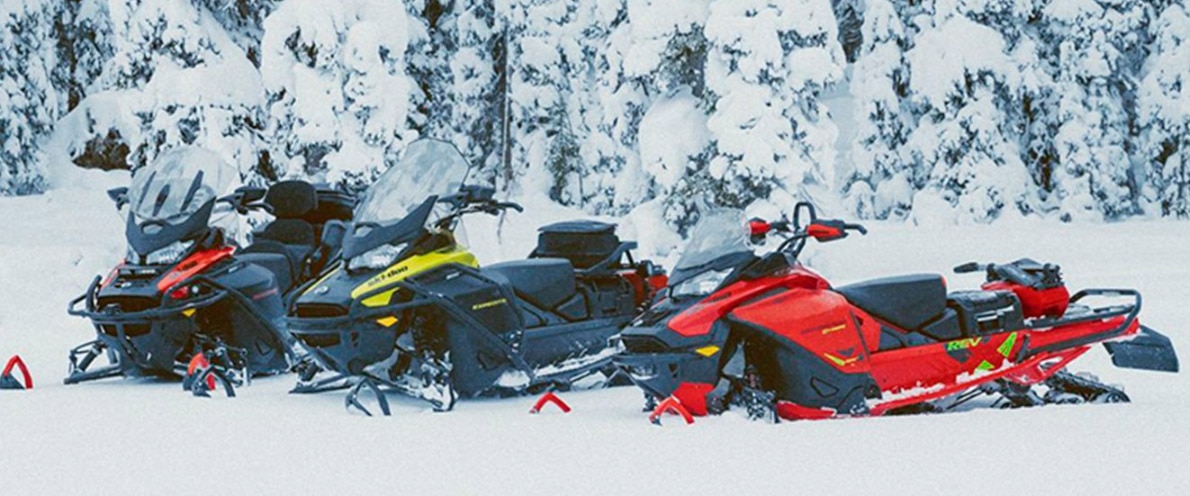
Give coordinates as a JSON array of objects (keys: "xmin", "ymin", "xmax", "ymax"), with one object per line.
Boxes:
[{"xmin": 2, "ymin": 177, "xmax": 1188, "ymax": 495}]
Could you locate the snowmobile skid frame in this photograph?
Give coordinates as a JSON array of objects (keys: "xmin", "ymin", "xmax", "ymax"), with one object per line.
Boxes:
[{"xmin": 65, "ymin": 272, "xmax": 277, "ymax": 397}]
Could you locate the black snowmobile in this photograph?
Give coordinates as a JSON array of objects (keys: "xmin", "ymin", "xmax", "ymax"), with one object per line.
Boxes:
[
  {"xmin": 288, "ymin": 139, "xmax": 666, "ymax": 415},
  {"xmin": 66, "ymin": 147, "xmax": 354, "ymax": 395}
]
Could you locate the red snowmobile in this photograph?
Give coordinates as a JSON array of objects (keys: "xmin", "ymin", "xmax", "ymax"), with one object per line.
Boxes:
[{"xmin": 616, "ymin": 203, "xmax": 1178, "ymax": 422}]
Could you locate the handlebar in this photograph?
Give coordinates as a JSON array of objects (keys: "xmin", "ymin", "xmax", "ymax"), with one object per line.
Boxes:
[{"xmin": 844, "ymin": 223, "xmax": 867, "ymax": 235}]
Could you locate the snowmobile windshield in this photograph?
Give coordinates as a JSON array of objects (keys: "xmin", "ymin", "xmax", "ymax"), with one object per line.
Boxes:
[
  {"xmin": 354, "ymin": 140, "xmax": 471, "ymax": 226},
  {"xmin": 669, "ymin": 209, "xmax": 754, "ymax": 291},
  {"xmin": 128, "ymin": 147, "xmax": 237, "ymax": 227}
]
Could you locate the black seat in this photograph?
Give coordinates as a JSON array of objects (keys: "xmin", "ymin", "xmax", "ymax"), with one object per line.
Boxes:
[
  {"xmin": 252, "ymin": 181, "xmax": 319, "ymax": 278},
  {"xmin": 483, "ymin": 259, "xmax": 577, "ymax": 310},
  {"xmin": 264, "ymin": 180, "xmax": 317, "ymax": 219},
  {"xmin": 836, "ymin": 274, "xmax": 947, "ymax": 331}
]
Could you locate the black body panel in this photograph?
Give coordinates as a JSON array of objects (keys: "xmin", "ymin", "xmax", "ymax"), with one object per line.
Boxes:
[
  {"xmin": 948, "ymin": 290, "xmax": 1024, "ymax": 336},
  {"xmin": 730, "ymin": 317, "xmax": 877, "ymax": 414}
]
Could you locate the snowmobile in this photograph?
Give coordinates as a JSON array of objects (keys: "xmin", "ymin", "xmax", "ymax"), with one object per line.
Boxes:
[
  {"xmin": 288, "ymin": 139, "xmax": 665, "ymax": 415},
  {"xmin": 66, "ymin": 147, "xmax": 354, "ymax": 395},
  {"xmin": 616, "ymin": 203, "xmax": 1179, "ymax": 422}
]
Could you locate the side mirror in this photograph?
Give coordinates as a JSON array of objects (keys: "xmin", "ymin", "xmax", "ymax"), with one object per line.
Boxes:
[
  {"xmin": 462, "ymin": 184, "xmax": 495, "ymax": 203},
  {"xmin": 792, "ymin": 202, "xmax": 817, "ymax": 231},
  {"xmin": 107, "ymin": 187, "xmax": 129, "ymax": 210}
]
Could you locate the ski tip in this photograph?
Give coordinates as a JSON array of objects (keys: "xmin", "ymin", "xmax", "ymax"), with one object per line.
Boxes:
[
  {"xmin": 1, "ymin": 355, "xmax": 32, "ymax": 390},
  {"xmin": 648, "ymin": 396, "xmax": 694, "ymax": 425},
  {"xmin": 529, "ymin": 391, "xmax": 572, "ymax": 414}
]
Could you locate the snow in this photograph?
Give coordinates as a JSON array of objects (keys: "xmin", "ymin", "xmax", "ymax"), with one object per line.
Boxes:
[
  {"xmin": 906, "ymin": 16, "xmax": 1014, "ymax": 107},
  {"xmin": 638, "ymin": 91, "xmax": 710, "ymax": 189},
  {"xmin": 3, "ymin": 177, "xmax": 1190, "ymax": 494}
]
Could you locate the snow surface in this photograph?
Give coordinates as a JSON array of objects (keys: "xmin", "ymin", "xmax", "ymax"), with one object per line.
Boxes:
[{"xmin": 2, "ymin": 176, "xmax": 1190, "ymax": 494}]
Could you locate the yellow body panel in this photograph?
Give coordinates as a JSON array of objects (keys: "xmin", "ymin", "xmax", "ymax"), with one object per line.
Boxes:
[{"xmin": 351, "ymin": 247, "xmax": 479, "ymax": 306}]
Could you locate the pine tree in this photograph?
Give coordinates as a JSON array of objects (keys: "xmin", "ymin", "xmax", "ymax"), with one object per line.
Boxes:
[
  {"xmin": 260, "ymin": 0, "xmax": 418, "ymax": 191},
  {"xmin": 843, "ymin": 0, "xmax": 913, "ymax": 219},
  {"xmin": 1, "ymin": 0, "xmax": 60, "ymax": 195},
  {"xmin": 591, "ymin": 0, "xmax": 712, "ymax": 222},
  {"xmin": 1040, "ymin": 0, "xmax": 1149, "ymax": 220},
  {"xmin": 699, "ymin": 0, "xmax": 843, "ymax": 227},
  {"xmin": 1138, "ymin": 3, "xmax": 1190, "ymax": 217},
  {"xmin": 193, "ymin": 0, "xmax": 282, "ymax": 66},
  {"xmin": 449, "ymin": 0, "xmax": 505, "ymax": 184},
  {"xmin": 53, "ymin": 0, "xmax": 114, "ymax": 112},
  {"xmin": 499, "ymin": 0, "xmax": 584, "ymax": 203},
  {"xmin": 55, "ymin": 0, "xmax": 265, "ymax": 182},
  {"xmin": 902, "ymin": 12, "xmax": 1032, "ymax": 223}
]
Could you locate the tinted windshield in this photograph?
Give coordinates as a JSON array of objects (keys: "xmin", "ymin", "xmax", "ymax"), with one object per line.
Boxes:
[
  {"xmin": 674, "ymin": 209, "xmax": 752, "ymax": 272},
  {"xmin": 355, "ymin": 140, "xmax": 470, "ymax": 225},
  {"xmin": 128, "ymin": 147, "xmax": 237, "ymax": 225}
]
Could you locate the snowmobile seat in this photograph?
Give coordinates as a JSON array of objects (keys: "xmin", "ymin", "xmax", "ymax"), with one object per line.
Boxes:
[
  {"xmin": 836, "ymin": 274, "xmax": 947, "ymax": 331},
  {"xmin": 264, "ymin": 180, "xmax": 318, "ymax": 219},
  {"xmin": 483, "ymin": 258, "xmax": 577, "ymax": 311},
  {"xmin": 255, "ymin": 180, "xmax": 320, "ymax": 266}
]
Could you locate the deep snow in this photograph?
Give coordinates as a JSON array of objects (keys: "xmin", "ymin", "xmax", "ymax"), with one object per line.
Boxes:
[{"xmin": 1, "ymin": 174, "xmax": 1189, "ymax": 495}]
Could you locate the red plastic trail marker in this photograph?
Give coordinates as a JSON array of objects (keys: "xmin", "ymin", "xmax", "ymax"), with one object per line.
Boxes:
[
  {"xmin": 1, "ymin": 355, "xmax": 33, "ymax": 390},
  {"xmin": 187, "ymin": 352, "xmax": 217, "ymax": 391},
  {"xmin": 649, "ymin": 396, "xmax": 694, "ymax": 425},
  {"xmin": 529, "ymin": 391, "xmax": 572, "ymax": 414}
]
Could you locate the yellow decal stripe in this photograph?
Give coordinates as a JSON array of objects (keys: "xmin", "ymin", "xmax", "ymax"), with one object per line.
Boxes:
[{"xmin": 351, "ymin": 248, "xmax": 479, "ymax": 302}]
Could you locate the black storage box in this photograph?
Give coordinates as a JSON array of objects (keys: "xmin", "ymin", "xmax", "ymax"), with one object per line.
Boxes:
[
  {"xmin": 532, "ymin": 220, "xmax": 621, "ymax": 269},
  {"xmin": 948, "ymin": 290, "xmax": 1024, "ymax": 336}
]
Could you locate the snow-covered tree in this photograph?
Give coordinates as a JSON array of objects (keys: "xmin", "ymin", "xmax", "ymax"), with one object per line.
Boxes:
[
  {"xmin": 843, "ymin": 0, "xmax": 912, "ymax": 219},
  {"xmin": 449, "ymin": 0, "xmax": 505, "ymax": 184},
  {"xmin": 585, "ymin": 0, "xmax": 711, "ymax": 220},
  {"xmin": 697, "ymin": 0, "xmax": 843, "ymax": 227},
  {"xmin": 1, "ymin": 0, "xmax": 60, "ymax": 195},
  {"xmin": 1040, "ymin": 0, "xmax": 1149, "ymax": 220},
  {"xmin": 1138, "ymin": 3, "xmax": 1190, "ymax": 217},
  {"xmin": 903, "ymin": 13, "xmax": 1032, "ymax": 223},
  {"xmin": 53, "ymin": 0, "xmax": 114, "ymax": 111},
  {"xmin": 260, "ymin": 0, "xmax": 418, "ymax": 191},
  {"xmin": 50, "ymin": 0, "xmax": 264, "ymax": 189},
  {"xmin": 194, "ymin": 0, "xmax": 281, "ymax": 66},
  {"xmin": 499, "ymin": 0, "xmax": 584, "ymax": 203}
]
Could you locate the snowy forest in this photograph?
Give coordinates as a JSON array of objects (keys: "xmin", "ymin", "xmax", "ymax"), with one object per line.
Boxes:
[{"xmin": 1, "ymin": 0, "xmax": 1187, "ymax": 230}]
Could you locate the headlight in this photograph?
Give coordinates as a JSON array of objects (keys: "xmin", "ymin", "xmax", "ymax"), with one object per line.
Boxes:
[
  {"xmin": 348, "ymin": 243, "xmax": 407, "ymax": 272},
  {"xmin": 671, "ymin": 268, "xmax": 732, "ymax": 297},
  {"xmin": 128, "ymin": 240, "xmax": 195, "ymax": 266}
]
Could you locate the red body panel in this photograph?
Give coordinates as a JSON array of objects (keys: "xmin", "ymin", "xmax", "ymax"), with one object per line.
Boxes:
[
  {"xmin": 984, "ymin": 280, "xmax": 1069, "ymax": 318},
  {"xmin": 156, "ymin": 246, "xmax": 235, "ymax": 293},
  {"xmin": 731, "ymin": 288, "xmax": 872, "ymax": 375},
  {"xmin": 667, "ymin": 266, "xmax": 829, "ymax": 338}
]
